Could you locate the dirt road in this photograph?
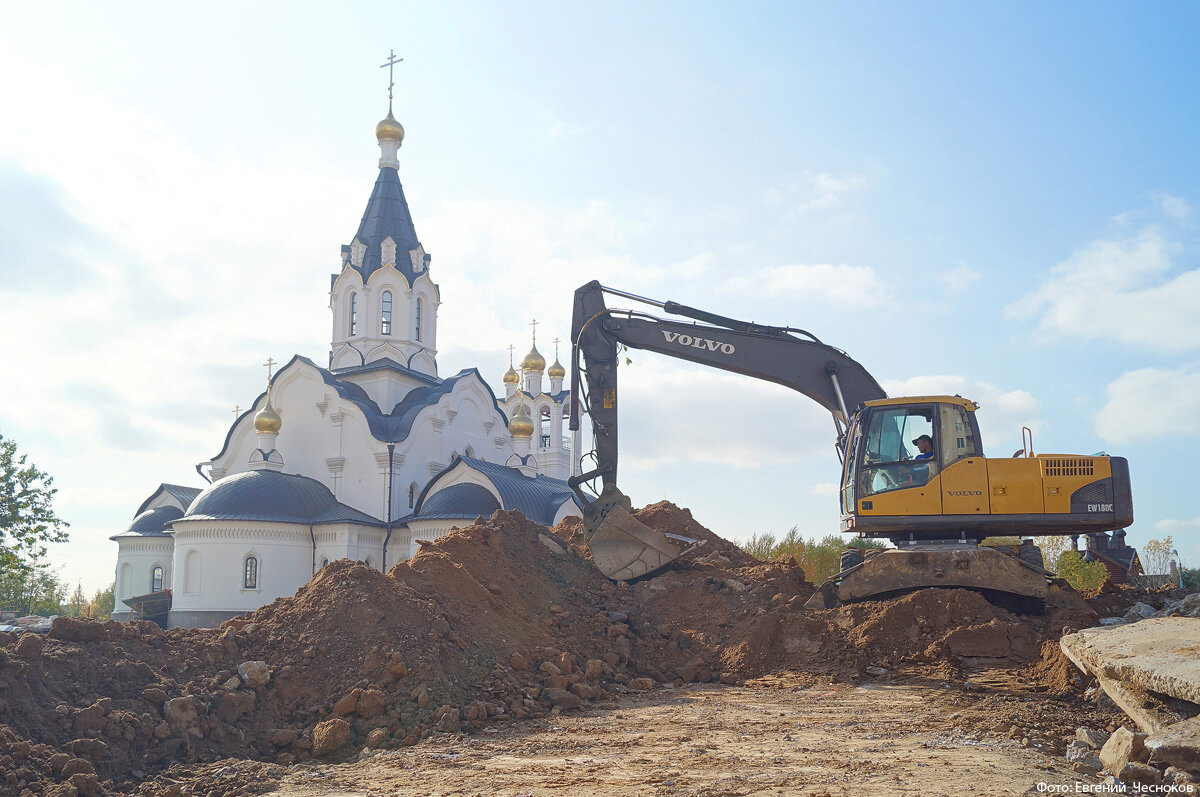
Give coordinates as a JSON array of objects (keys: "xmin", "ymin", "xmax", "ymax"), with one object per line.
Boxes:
[{"xmin": 271, "ymin": 672, "xmax": 1102, "ymax": 797}]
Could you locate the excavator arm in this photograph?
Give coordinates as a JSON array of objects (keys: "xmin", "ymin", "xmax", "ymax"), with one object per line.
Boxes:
[{"xmin": 567, "ymin": 280, "xmax": 886, "ymax": 580}]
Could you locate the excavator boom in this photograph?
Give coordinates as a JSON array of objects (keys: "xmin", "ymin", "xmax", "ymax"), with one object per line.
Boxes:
[{"xmin": 568, "ymin": 280, "xmax": 885, "ymax": 580}]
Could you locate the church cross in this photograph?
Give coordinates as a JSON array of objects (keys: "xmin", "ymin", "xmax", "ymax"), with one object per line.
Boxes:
[
  {"xmin": 553, "ymin": 337, "xmax": 561, "ymax": 358},
  {"xmin": 507, "ymin": 344, "xmax": 515, "ymax": 367},
  {"xmin": 529, "ymin": 318, "xmax": 538, "ymax": 345},
  {"xmin": 380, "ymin": 50, "xmax": 404, "ymax": 107},
  {"xmin": 263, "ymin": 357, "xmax": 277, "ymax": 382},
  {"xmin": 232, "ymin": 404, "xmax": 241, "ymax": 416}
]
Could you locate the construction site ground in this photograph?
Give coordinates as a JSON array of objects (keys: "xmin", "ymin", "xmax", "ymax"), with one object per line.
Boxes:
[
  {"xmin": 270, "ymin": 673, "xmax": 1097, "ymax": 797},
  {"xmin": 1, "ymin": 503, "xmax": 1191, "ymax": 796}
]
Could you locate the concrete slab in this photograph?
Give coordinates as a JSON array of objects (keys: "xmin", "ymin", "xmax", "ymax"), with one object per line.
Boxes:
[{"xmin": 1061, "ymin": 618, "xmax": 1200, "ymax": 734}]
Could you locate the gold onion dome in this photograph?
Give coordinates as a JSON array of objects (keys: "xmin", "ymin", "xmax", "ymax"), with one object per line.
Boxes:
[
  {"xmin": 508, "ymin": 404, "xmax": 534, "ymax": 438},
  {"xmin": 521, "ymin": 345, "xmax": 546, "ymax": 372},
  {"xmin": 375, "ymin": 110, "xmax": 405, "ymax": 143},
  {"xmin": 547, "ymin": 358, "xmax": 566, "ymax": 379},
  {"xmin": 502, "ymin": 365, "xmax": 520, "ymax": 385},
  {"xmin": 253, "ymin": 401, "xmax": 282, "ymax": 434}
]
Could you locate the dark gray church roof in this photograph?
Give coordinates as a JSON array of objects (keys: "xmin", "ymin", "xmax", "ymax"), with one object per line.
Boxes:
[
  {"xmin": 344, "ymin": 168, "xmax": 421, "ymax": 284},
  {"xmin": 410, "ymin": 457, "xmax": 579, "ymax": 527},
  {"xmin": 211, "ymin": 355, "xmax": 507, "ymax": 465},
  {"xmin": 180, "ymin": 470, "xmax": 385, "ymax": 527},
  {"xmin": 135, "ymin": 483, "xmax": 203, "ymax": 516},
  {"xmin": 413, "ymin": 482, "xmax": 501, "ymax": 520},
  {"xmin": 110, "ymin": 505, "xmax": 185, "ymax": 540}
]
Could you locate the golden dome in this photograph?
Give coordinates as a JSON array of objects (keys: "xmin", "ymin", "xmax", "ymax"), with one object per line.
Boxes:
[
  {"xmin": 521, "ymin": 345, "xmax": 546, "ymax": 372},
  {"xmin": 375, "ymin": 111, "xmax": 405, "ymax": 143},
  {"xmin": 253, "ymin": 401, "xmax": 282, "ymax": 434},
  {"xmin": 508, "ymin": 403, "xmax": 534, "ymax": 438},
  {"xmin": 502, "ymin": 366, "xmax": 520, "ymax": 385},
  {"xmin": 547, "ymin": 358, "xmax": 566, "ymax": 379}
]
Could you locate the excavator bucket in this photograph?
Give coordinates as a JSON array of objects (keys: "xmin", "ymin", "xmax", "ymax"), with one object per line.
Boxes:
[{"xmin": 584, "ymin": 488, "xmax": 699, "ymax": 581}]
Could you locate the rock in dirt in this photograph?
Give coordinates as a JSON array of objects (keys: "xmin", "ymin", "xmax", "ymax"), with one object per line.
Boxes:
[
  {"xmin": 1099, "ymin": 727, "xmax": 1149, "ymax": 774},
  {"xmin": 164, "ymin": 696, "xmax": 204, "ymax": 737},
  {"xmin": 1076, "ymin": 727, "xmax": 1107, "ymax": 749},
  {"xmin": 544, "ymin": 688, "xmax": 582, "ymax": 709},
  {"xmin": 312, "ymin": 718, "xmax": 351, "ymax": 756},
  {"xmin": 237, "ymin": 660, "xmax": 272, "ymax": 688}
]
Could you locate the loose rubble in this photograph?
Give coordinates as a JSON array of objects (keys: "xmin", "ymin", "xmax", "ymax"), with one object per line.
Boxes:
[{"xmin": 0, "ymin": 502, "xmax": 1195, "ymax": 794}]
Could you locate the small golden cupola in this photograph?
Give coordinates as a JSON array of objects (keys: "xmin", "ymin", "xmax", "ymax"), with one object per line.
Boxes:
[
  {"xmin": 503, "ymin": 365, "xmax": 520, "ymax": 384},
  {"xmin": 521, "ymin": 344, "xmax": 546, "ymax": 373},
  {"xmin": 375, "ymin": 111, "xmax": 405, "ymax": 144},
  {"xmin": 547, "ymin": 358, "xmax": 566, "ymax": 380},
  {"xmin": 254, "ymin": 389, "xmax": 282, "ymax": 435},
  {"xmin": 508, "ymin": 401, "xmax": 534, "ymax": 439}
]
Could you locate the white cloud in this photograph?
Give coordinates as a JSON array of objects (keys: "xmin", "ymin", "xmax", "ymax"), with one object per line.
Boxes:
[
  {"xmin": 809, "ymin": 482, "xmax": 839, "ymax": 497},
  {"xmin": 724, "ymin": 262, "xmax": 890, "ymax": 307},
  {"xmin": 881, "ymin": 375, "xmax": 1042, "ymax": 454},
  {"xmin": 937, "ymin": 264, "xmax": 980, "ymax": 292},
  {"xmin": 1095, "ymin": 364, "xmax": 1200, "ymax": 443},
  {"xmin": 1155, "ymin": 516, "xmax": 1200, "ymax": 534},
  {"xmin": 1159, "ymin": 194, "xmax": 1191, "ymax": 223},
  {"xmin": 612, "ymin": 362, "xmax": 835, "ymax": 470},
  {"xmin": 1009, "ymin": 223, "xmax": 1200, "ymax": 352}
]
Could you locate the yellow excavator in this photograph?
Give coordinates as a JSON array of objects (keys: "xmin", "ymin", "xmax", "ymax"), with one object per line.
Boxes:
[{"xmin": 567, "ymin": 281, "xmax": 1133, "ymax": 611}]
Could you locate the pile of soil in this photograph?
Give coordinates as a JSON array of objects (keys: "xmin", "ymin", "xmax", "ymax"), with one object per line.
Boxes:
[{"xmin": 0, "ymin": 502, "xmax": 1109, "ymax": 795}]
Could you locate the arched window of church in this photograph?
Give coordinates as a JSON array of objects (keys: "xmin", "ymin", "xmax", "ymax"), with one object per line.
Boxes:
[
  {"xmin": 408, "ymin": 483, "xmax": 418, "ymax": 509},
  {"xmin": 184, "ymin": 551, "xmax": 201, "ymax": 595},
  {"xmin": 151, "ymin": 565, "xmax": 164, "ymax": 593},
  {"xmin": 540, "ymin": 407, "xmax": 552, "ymax": 448},
  {"xmin": 119, "ymin": 562, "xmax": 131, "ymax": 599},
  {"xmin": 415, "ymin": 298, "xmax": 423, "ymax": 341},
  {"xmin": 243, "ymin": 556, "xmax": 259, "ymax": 589},
  {"xmin": 381, "ymin": 291, "xmax": 392, "ymax": 335},
  {"xmin": 349, "ymin": 293, "xmax": 359, "ymax": 336},
  {"xmin": 320, "ymin": 557, "xmax": 329, "ymax": 570}
]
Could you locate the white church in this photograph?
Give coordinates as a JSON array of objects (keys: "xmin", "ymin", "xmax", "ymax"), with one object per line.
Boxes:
[{"xmin": 111, "ymin": 97, "xmax": 583, "ymax": 628}]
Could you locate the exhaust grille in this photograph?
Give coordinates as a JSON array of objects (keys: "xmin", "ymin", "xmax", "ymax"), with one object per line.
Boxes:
[{"xmin": 1042, "ymin": 457, "xmax": 1095, "ymax": 477}]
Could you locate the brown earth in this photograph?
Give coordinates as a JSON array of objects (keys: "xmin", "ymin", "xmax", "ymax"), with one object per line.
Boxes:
[{"xmin": 0, "ymin": 502, "xmax": 1159, "ymax": 796}]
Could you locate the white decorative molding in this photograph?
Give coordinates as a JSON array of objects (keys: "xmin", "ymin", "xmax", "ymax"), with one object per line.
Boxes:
[
  {"xmin": 351, "ymin": 239, "xmax": 366, "ymax": 267},
  {"xmin": 330, "ymin": 411, "xmax": 346, "ymax": 427},
  {"xmin": 325, "ymin": 457, "xmax": 346, "ymax": 475},
  {"xmin": 381, "ymin": 236, "xmax": 396, "ymax": 267},
  {"xmin": 316, "ymin": 398, "xmax": 329, "ymax": 417}
]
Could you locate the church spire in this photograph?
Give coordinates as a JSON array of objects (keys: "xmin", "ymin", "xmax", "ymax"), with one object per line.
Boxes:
[{"xmin": 376, "ymin": 50, "xmax": 405, "ymax": 170}]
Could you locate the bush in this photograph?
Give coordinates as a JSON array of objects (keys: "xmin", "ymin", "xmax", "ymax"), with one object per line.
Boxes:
[
  {"xmin": 1054, "ymin": 551, "xmax": 1110, "ymax": 593},
  {"xmin": 741, "ymin": 528, "xmax": 884, "ymax": 584}
]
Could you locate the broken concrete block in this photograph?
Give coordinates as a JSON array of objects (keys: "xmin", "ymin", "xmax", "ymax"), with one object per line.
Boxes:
[
  {"xmin": 1076, "ymin": 727, "xmax": 1107, "ymax": 749},
  {"xmin": 1145, "ymin": 716, "xmax": 1200, "ymax": 773},
  {"xmin": 1060, "ymin": 619, "xmax": 1200, "ymax": 733},
  {"xmin": 1099, "ymin": 727, "xmax": 1149, "ymax": 775}
]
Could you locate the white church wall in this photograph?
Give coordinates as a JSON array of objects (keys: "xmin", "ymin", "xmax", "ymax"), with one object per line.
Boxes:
[
  {"xmin": 167, "ymin": 521, "xmax": 317, "ymax": 628},
  {"xmin": 112, "ymin": 537, "xmax": 173, "ymax": 621}
]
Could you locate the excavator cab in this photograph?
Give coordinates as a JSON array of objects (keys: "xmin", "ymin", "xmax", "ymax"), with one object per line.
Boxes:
[{"xmin": 839, "ymin": 397, "xmax": 982, "ymax": 538}]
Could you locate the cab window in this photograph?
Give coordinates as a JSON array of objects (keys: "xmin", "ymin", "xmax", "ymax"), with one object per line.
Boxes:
[
  {"xmin": 938, "ymin": 403, "xmax": 978, "ymax": 467},
  {"xmin": 858, "ymin": 406, "xmax": 937, "ymax": 497}
]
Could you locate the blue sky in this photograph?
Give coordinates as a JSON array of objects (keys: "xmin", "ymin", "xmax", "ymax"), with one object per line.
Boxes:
[{"xmin": 1, "ymin": 2, "xmax": 1197, "ymax": 591}]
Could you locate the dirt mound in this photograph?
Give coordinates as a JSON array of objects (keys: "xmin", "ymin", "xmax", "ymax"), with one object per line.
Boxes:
[{"xmin": 0, "ymin": 501, "xmax": 1103, "ymax": 795}]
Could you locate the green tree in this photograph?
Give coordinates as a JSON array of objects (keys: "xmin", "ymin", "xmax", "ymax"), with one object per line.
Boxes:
[
  {"xmin": 68, "ymin": 583, "xmax": 88, "ymax": 617},
  {"xmin": 0, "ymin": 560, "xmax": 69, "ymax": 616},
  {"xmin": 0, "ymin": 434, "xmax": 69, "ymax": 574},
  {"xmin": 1140, "ymin": 536, "xmax": 1175, "ymax": 576},
  {"xmin": 90, "ymin": 582, "xmax": 115, "ymax": 620}
]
